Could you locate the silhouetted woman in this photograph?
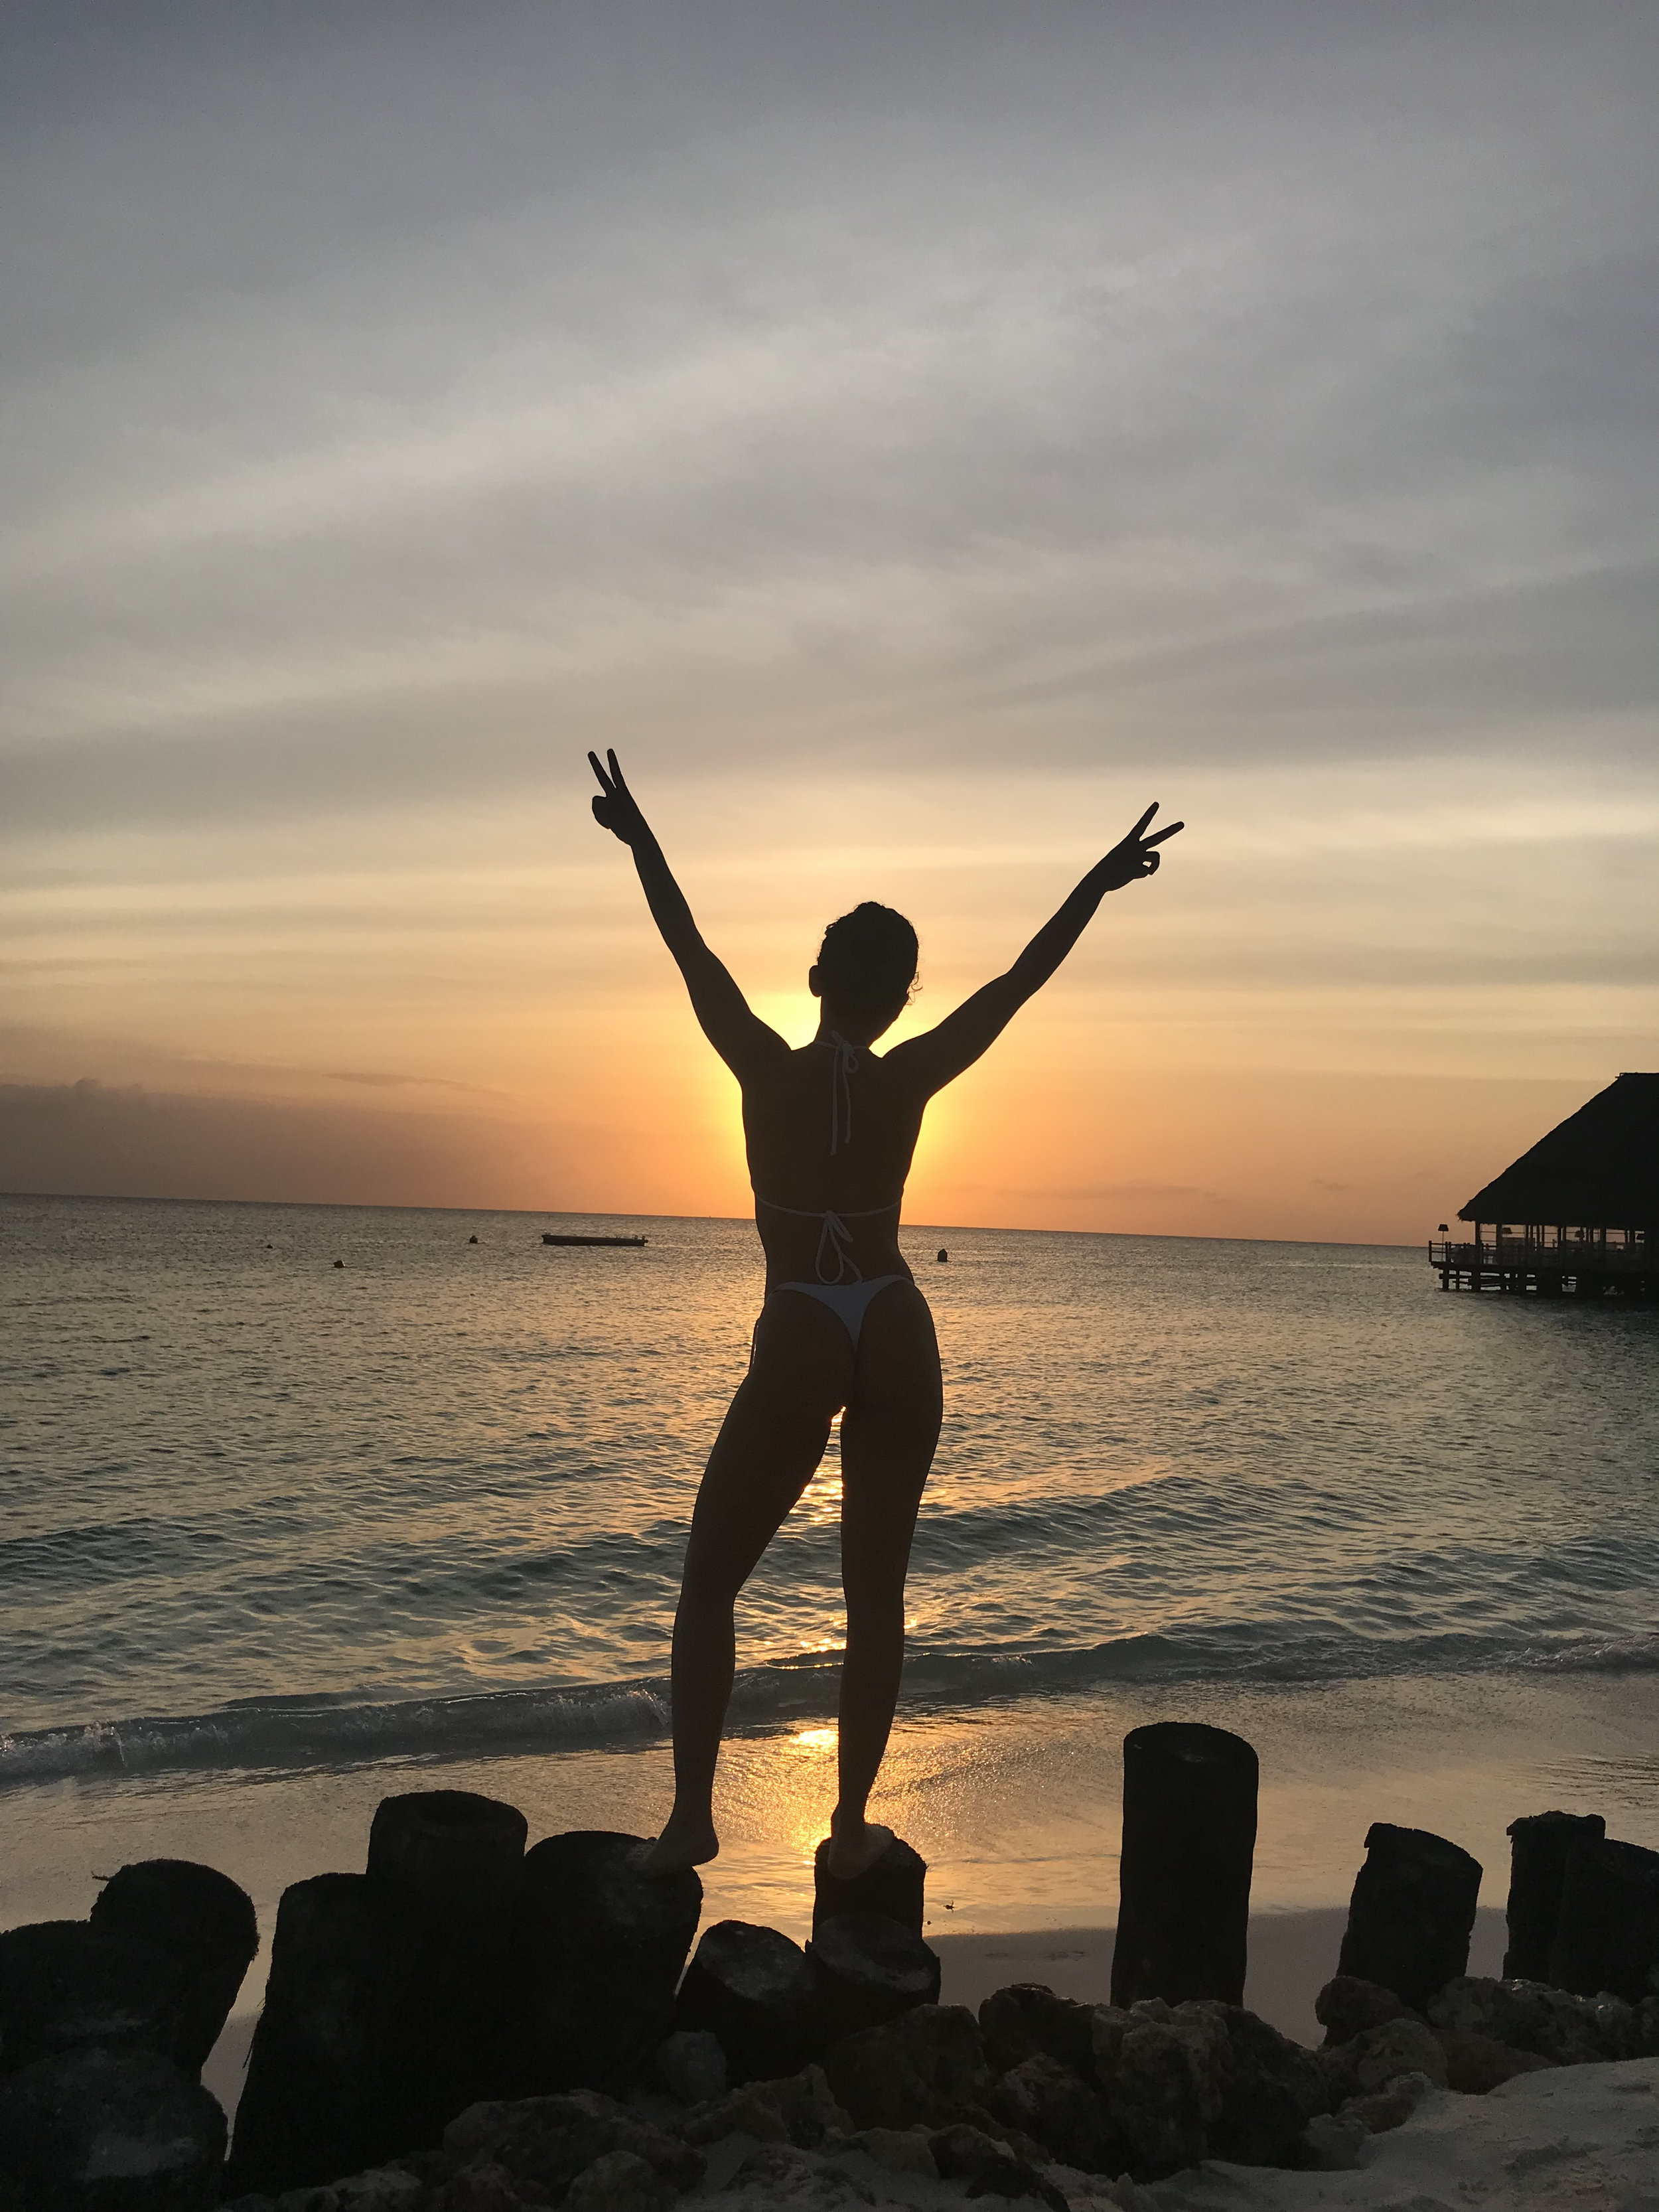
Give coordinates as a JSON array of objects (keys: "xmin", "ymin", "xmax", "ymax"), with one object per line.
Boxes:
[{"xmin": 589, "ymin": 750, "xmax": 1182, "ymax": 1876}]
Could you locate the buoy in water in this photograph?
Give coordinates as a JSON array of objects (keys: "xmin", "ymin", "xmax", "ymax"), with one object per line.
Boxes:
[
  {"xmin": 936, "ymin": 1248, "xmax": 948, "ymax": 1263},
  {"xmin": 468, "ymin": 1234, "xmax": 478, "ymax": 1244},
  {"xmin": 333, "ymin": 1259, "xmax": 344, "ymax": 1269}
]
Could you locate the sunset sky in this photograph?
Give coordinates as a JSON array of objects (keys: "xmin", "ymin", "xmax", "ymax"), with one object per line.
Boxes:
[{"xmin": 4, "ymin": 1, "xmax": 1655, "ymax": 1242}]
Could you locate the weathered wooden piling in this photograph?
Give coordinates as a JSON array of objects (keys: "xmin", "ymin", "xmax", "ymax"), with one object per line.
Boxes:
[
  {"xmin": 0, "ymin": 1921, "xmax": 183, "ymax": 2079},
  {"xmin": 1111, "ymin": 1721, "xmax": 1258, "ymax": 2007},
  {"xmin": 806, "ymin": 1909, "xmax": 940, "ymax": 2047},
  {"xmin": 89, "ymin": 1858, "xmax": 258, "ymax": 2080},
  {"xmin": 518, "ymin": 1831, "xmax": 702, "ymax": 2095},
  {"xmin": 227, "ymin": 1872, "xmax": 423, "ymax": 2195},
  {"xmin": 0, "ymin": 2045, "xmax": 226, "ymax": 2212},
  {"xmin": 674, "ymin": 1919, "xmax": 817, "ymax": 2083},
  {"xmin": 1336, "ymin": 1822, "xmax": 1482, "ymax": 2009},
  {"xmin": 1502, "ymin": 1811, "xmax": 1605, "ymax": 1981},
  {"xmin": 367, "ymin": 1789, "xmax": 530, "ymax": 2128},
  {"xmin": 812, "ymin": 1834, "xmax": 927, "ymax": 1935},
  {"xmin": 1548, "ymin": 1834, "xmax": 1659, "ymax": 2003}
]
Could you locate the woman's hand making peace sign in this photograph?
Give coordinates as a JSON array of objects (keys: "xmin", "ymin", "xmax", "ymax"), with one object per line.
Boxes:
[{"xmin": 1094, "ymin": 802, "xmax": 1185, "ymax": 893}]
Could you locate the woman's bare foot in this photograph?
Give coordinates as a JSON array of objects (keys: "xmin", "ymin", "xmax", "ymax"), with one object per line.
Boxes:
[
  {"xmin": 630, "ymin": 1813, "xmax": 719, "ymax": 1878},
  {"xmin": 825, "ymin": 1810, "xmax": 895, "ymax": 1881}
]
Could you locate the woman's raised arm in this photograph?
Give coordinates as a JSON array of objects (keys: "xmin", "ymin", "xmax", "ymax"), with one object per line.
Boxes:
[
  {"xmin": 887, "ymin": 802, "xmax": 1183, "ymax": 1096},
  {"xmin": 589, "ymin": 749, "xmax": 787, "ymax": 1084}
]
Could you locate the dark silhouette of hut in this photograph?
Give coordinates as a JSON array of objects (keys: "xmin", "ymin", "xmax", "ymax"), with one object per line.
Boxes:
[{"xmin": 1431, "ymin": 1072, "xmax": 1656, "ymax": 1297}]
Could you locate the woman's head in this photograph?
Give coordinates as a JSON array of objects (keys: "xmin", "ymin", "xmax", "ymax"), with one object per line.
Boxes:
[{"xmin": 810, "ymin": 902, "xmax": 918, "ymax": 1036}]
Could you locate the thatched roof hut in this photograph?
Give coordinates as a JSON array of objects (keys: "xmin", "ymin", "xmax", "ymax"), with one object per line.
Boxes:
[{"xmin": 1460, "ymin": 1072, "xmax": 1658, "ymax": 1230}]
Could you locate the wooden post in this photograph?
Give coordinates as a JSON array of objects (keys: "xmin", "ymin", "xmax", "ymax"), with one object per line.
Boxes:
[
  {"xmin": 674, "ymin": 1920, "xmax": 817, "ymax": 2083},
  {"xmin": 1111, "ymin": 1722, "xmax": 1258, "ymax": 2008},
  {"xmin": 365, "ymin": 1790, "xmax": 529, "ymax": 2135},
  {"xmin": 1502, "ymin": 1812, "xmax": 1605, "ymax": 1980},
  {"xmin": 812, "ymin": 1834, "xmax": 927, "ymax": 1935},
  {"xmin": 806, "ymin": 1910, "xmax": 940, "ymax": 2049},
  {"xmin": 228, "ymin": 1872, "xmax": 423, "ymax": 2195},
  {"xmin": 0, "ymin": 2046, "xmax": 226, "ymax": 2211},
  {"xmin": 1336, "ymin": 1824, "xmax": 1481, "ymax": 2008},
  {"xmin": 90, "ymin": 1859, "xmax": 259, "ymax": 2081},
  {"xmin": 0, "ymin": 1921, "xmax": 183, "ymax": 2079},
  {"xmin": 517, "ymin": 1831, "xmax": 702, "ymax": 2095},
  {"xmin": 1548, "ymin": 1836, "xmax": 1659, "ymax": 2003}
]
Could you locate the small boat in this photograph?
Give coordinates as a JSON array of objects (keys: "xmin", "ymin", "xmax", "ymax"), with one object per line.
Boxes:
[{"xmin": 541, "ymin": 1232, "xmax": 648, "ymax": 1248}]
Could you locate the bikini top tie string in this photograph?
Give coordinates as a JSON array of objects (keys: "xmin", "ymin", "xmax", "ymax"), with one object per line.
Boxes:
[{"xmin": 827, "ymin": 1031, "xmax": 859, "ymax": 1156}]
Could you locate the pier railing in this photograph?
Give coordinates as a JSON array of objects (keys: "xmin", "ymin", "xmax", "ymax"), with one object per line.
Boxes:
[{"xmin": 1429, "ymin": 1236, "xmax": 1654, "ymax": 1297}]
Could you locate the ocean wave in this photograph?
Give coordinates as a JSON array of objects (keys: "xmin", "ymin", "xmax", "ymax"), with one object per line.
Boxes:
[{"xmin": 5, "ymin": 1624, "xmax": 1656, "ymax": 1790}]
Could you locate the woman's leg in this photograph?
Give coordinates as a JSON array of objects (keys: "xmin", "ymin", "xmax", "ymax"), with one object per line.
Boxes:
[
  {"xmin": 830, "ymin": 1282, "xmax": 942, "ymax": 1878},
  {"xmin": 639, "ymin": 1292, "xmax": 853, "ymax": 1876}
]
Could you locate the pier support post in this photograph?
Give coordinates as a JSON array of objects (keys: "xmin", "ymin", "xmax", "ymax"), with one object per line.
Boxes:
[
  {"xmin": 0, "ymin": 1921, "xmax": 183, "ymax": 2080},
  {"xmin": 1548, "ymin": 1836, "xmax": 1659, "ymax": 2003},
  {"xmin": 1111, "ymin": 1722, "xmax": 1258, "ymax": 2008},
  {"xmin": 674, "ymin": 1920, "xmax": 816, "ymax": 2083},
  {"xmin": 366, "ymin": 1790, "xmax": 529, "ymax": 2134},
  {"xmin": 228, "ymin": 1872, "xmax": 423, "ymax": 2195},
  {"xmin": 1336, "ymin": 1824, "xmax": 1481, "ymax": 2009},
  {"xmin": 90, "ymin": 1859, "xmax": 258, "ymax": 2081},
  {"xmin": 1502, "ymin": 1812, "xmax": 1605, "ymax": 1981},
  {"xmin": 518, "ymin": 1831, "xmax": 702, "ymax": 2095},
  {"xmin": 0, "ymin": 2046, "xmax": 226, "ymax": 2211},
  {"xmin": 812, "ymin": 1834, "xmax": 927, "ymax": 1935},
  {"xmin": 806, "ymin": 1911, "xmax": 940, "ymax": 2048}
]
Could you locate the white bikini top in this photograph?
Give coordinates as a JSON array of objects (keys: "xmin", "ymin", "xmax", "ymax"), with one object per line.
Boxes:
[{"xmin": 755, "ymin": 1033, "xmax": 902, "ymax": 1283}]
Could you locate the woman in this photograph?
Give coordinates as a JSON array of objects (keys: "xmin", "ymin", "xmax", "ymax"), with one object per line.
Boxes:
[{"xmin": 589, "ymin": 749, "xmax": 1182, "ymax": 1878}]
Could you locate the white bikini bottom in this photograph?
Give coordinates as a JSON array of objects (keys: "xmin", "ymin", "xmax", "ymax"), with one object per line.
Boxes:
[{"xmin": 772, "ymin": 1274, "xmax": 904, "ymax": 1349}]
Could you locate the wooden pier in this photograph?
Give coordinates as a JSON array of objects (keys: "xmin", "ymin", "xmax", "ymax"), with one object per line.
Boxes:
[
  {"xmin": 1431, "ymin": 1072, "xmax": 1656, "ymax": 1301},
  {"xmin": 1430, "ymin": 1232, "xmax": 1653, "ymax": 1297}
]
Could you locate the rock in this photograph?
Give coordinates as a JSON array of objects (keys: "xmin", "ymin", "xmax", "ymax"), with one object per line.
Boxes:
[
  {"xmin": 812, "ymin": 1834, "xmax": 927, "ymax": 1937},
  {"xmin": 90, "ymin": 1858, "xmax": 260, "ymax": 2081},
  {"xmin": 1103, "ymin": 1998, "xmax": 1229, "ymax": 2175},
  {"xmin": 979, "ymin": 1983, "xmax": 1098, "ymax": 2077},
  {"xmin": 1206, "ymin": 2004, "xmax": 1331, "ymax": 2166},
  {"xmin": 1548, "ymin": 1834, "xmax": 1659, "ymax": 2003},
  {"xmin": 565, "ymin": 2149, "xmax": 675, "ymax": 2212},
  {"xmin": 440, "ymin": 2087, "xmax": 701, "ymax": 2203},
  {"xmin": 822, "ymin": 2002, "xmax": 991, "ymax": 2128},
  {"xmin": 1323, "ymin": 2015, "xmax": 1449, "ymax": 2100},
  {"xmin": 0, "ymin": 1919, "xmax": 184, "ymax": 2078},
  {"xmin": 1313, "ymin": 1973, "xmax": 1413, "ymax": 2047},
  {"xmin": 677, "ymin": 2083, "xmax": 793, "ymax": 2145},
  {"xmin": 1299, "ymin": 2110, "xmax": 1369, "ymax": 2170},
  {"xmin": 1426, "ymin": 1974, "xmax": 1636, "ymax": 2065},
  {"xmin": 435, "ymin": 2162, "xmax": 531, "ymax": 2211},
  {"xmin": 654, "ymin": 2028, "xmax": 727, "ymax": 2104},
  {"xmin": 674, "ymin": 1920, "xmax": 816, "ymax": 2084},
  {"xmin": 1502, "ymin": 1811, "xmax": 1605, "ymax": 1980},
  {"xmin": 1112, "ymin": 1722, "xmax": 1258, "ymax": 2008},
  {"xmin": 1435, "ymin": 2031, "xmax": 1554, "ymax": 2094},
  {"xmin": 329, "ymin": 2170, "xmax": 424, "ymax": 2212},
  {"xmin": 1336, "ymin": 1823, "xmax": 1482, "ymax": 2011},
  {"xmin": 845, "ymin": 2125, "xmax": 938, "ymax": 2177},
  {"xmin": 989, "ymin": 2051, "xmax": 1117, "ymax": 2170},
  {"xmin": 764, "ymin": 2063, "xmax": 857, "ymax": 2147},
  {"xmin": 517, "ymin": 1833, "xmax": 701, "ymax": 2097},
  {"xmin": 677, "ymin": 2063, "xmax": 852, "ymax": 2150},
  {"xmin": 1088, "ymin": 2002, "xmax": 1133, "ymax": 2087},
  {"xmin": 1339, "ymin": 2069, "xmax": 1436, "ymax": 2134},
  {"xmin": 807, "ymin": 1911, "xmax": 940, "ymax": 2047},
  {"xmin": 930, "ymin": 2125, "xmax": 1068, "ymax": 2209},
  {"xmin": 0, "ymin": 2043, "xmax": 226, "ymax": 2210}
]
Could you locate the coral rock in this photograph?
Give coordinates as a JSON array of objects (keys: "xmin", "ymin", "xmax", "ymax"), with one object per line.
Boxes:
[
  {"xmin": 1436, "ymin": 2031, "xmax": 1554, "ymax": 2094},
  {"xmin": 1313, "ymin": 1973, "xmax": 1413, "ymax": 2048},
  {"xmin": 822, "ymin": 2002, "xmax": 991, "ymax": 2129},
  {"xmin": 989, "ymin": 2050, "xmax": 1117, "ymax": 2170},
  {"xmin": 1340, "ymin": 2068, "xmax": 1437, "ymax": 2134}
]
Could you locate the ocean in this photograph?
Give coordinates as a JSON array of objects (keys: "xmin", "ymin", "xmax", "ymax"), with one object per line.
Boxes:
[{"xmin": 3, "ymin": 1190, "xmax": 1657, "ymax": 1968}]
